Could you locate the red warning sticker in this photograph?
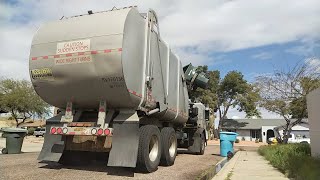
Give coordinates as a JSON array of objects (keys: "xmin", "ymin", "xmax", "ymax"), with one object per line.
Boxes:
[
  {"xmin": 55, "ymin": 55, "xmax": 92, "ymax": 65},
  {"xmin": 56, "ymin": 39, "xmax": 90, "ymax": 55}
]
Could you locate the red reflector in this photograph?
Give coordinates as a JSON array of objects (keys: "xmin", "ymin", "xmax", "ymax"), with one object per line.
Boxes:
[
  {"xmin": 51, "ymin": 127, "xmax": 56, "ymax": 134},
  {"xmin": 57, "ymin": 128, "xmax": 62, "ymax": 134},
  {"xmin": 97, "ymin": 128, "xmax": 103, "ymax": 135},
  {"xmin": 104, "ymin": 129, "xmax": 110, "ymax": 135}
]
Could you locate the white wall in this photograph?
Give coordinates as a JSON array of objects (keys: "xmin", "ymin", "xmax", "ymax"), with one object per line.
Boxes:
[
  {"xmin": 307, "ymin": 88, "xmax": 320, "ymax": 157},
  {"xmin": 236, "ymin": 129, "xmax": 251, "ymax": 141},
  {"xmin": 0, "ymin": 113, "xmax": 11, "ymax": 117},
  {"xmin": 261, "ymin": 126, "xmax": 276, "ymax": 143}
]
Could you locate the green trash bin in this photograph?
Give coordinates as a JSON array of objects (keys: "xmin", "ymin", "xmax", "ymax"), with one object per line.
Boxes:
[{"xmin": 1, "ymin": 128, "xmax": 27, "ymax": 154}]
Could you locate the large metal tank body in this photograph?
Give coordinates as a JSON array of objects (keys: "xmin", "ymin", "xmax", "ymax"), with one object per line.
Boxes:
[{"xmin": 29, "ymin": 8, "xmax": 188, "ymax": 124}]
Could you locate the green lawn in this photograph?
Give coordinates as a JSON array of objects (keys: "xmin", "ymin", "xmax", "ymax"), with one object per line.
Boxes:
[{"xmin": 258, "ymin": 144, "xmax": 320, "ymax": 180}]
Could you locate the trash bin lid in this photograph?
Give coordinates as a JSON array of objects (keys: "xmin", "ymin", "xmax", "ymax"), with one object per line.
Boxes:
[
  {"xmin": 219, "ymin": 132, "xmax": 238, "ymax": 135},
  {"xmin": 2, "ymin": 128, "xmax": 27, "ymax": 133}
]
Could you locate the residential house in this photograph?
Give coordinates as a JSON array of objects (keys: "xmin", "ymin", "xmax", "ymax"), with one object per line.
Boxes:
[
  {"xmin": 221, "ymin": 119, "xmax": 309, "ymax": 143},
  {"xmin": 18, "ymin": 120, "xmax": 46, "ymax": 129}
]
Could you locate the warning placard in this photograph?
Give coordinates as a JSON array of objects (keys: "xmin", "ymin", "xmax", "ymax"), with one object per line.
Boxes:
[
  {"xmin": 55, "ymin": 55, "xmax": 92, "ymax": 65},
  {"xmin": 56, "ymin": 39, "xmax": 90, "ymax": 54},
  {"xmin": 30, "ymin": 68, "xmax": 53, "ymax": 80}
]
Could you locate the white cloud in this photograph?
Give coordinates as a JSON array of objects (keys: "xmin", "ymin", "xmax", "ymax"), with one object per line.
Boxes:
[
  {"xmin": 285, "ymin": 39, "xmax": 320, "ymax": 56},
  {"xmin": 1, "ymin": 0, "xmax": 320, "ymax": 79},
  {"xmin": 251, "ymin": 52, "xmax": 273, "ymax": 60},
  {"xmin": 305, "ymin": 58, "xmax": 320, "ymax": 73}
]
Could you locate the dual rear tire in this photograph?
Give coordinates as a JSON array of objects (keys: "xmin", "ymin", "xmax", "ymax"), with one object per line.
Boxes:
[
  {"xmin": 137, "ymin": 126, "xmax": 177, "ymax": 172},
  {"xmin": 160, "ymin": 127, "xmax": 177, "ymax": 166}
]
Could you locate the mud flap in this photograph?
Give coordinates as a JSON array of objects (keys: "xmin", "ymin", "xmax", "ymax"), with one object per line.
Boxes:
[
  {"xmin": 38, "ymin": 116, "xmax": 65, "ymax": 162},
  {"xmin": 188, "ymin": 128, "xmax": 204, "ymax": 153},
  {"xmin": 107, "ymin": 111, "xmax": 139, "ymax": 167}
]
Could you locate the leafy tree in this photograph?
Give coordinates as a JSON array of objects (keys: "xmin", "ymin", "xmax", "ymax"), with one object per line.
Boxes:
[
  {"xmin": 189, "ymin": 68, "xmax": 261, "ymax": 136},
  {"xmin": 189, "ymin": 66, "xmax": 220, "ymax": 131},
  {"xmin": 255, "ymin": 61, "xmax": 320, "ymax": 143},
  {"xmin": 217, "ymin": 71, "xmax": 261, "ymax": 129},
  {"xmin": 0, "ymin": 79, "xmax": 50, "ymax": 127}
]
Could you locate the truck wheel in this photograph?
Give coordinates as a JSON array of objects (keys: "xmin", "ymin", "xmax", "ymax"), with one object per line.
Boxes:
[
  {"xmin": 160, "ymin": 127, "xmax": 177, "ymax": 166},
  {"xmin": 197, "ymin": 133, "xmax": 205, "ymax": 155},
  {"xmin": 2, "ymin": 148, "xmax": 8, "ymax": 154},
  {"xmin": 137, "ymin": 125, "xmax": 161, "ymax": 172}
]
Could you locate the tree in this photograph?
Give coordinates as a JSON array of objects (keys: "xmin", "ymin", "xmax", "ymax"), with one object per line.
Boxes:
[
  {"xmin": 217, "ymin": 71, "xmax": 261, "ymax": 129},
  {"xmin": 0, "ymin": 79, "xmax": 50, "ymax": 127},
  {"xmin": 189, "ymin": 68, "xmax": 261, "ymax": 136},
  {"xmin": 255, "ymin": 61, "xmax": 320, "ymax": 143},
  {"xmin": 188, "ymin": 66, "xmax": 220, "ymax": 130}
]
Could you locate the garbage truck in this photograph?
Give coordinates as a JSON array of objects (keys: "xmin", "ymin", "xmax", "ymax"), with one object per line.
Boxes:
[{"xmin": 29, "ymin": 7, "xmax": 210, "ymax": 172}]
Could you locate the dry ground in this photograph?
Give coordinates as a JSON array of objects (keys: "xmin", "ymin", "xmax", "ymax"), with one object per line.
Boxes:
[{"xmin": 0, "ymin": 144, "xmax": 222, "ymax": 180}]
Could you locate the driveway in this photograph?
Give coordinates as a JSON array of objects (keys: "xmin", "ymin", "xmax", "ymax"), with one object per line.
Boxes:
[{"xmin": 0, "ymin": 142, "xmax": 222, "ymax": 180}]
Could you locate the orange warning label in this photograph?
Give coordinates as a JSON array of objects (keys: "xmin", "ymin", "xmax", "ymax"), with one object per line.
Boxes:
[
  {"xmin": 55, "ymin": 55, "xmax": 92, "ymax": 65},
  {"xmin": 56, "ymin": 39, "xmax": 90, "ymax": 54}
]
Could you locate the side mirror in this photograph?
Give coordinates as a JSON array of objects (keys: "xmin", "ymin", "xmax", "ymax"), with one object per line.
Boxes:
[{"xmin": 205, "ymin": 110, "xmax": 210, "ymax": 121}]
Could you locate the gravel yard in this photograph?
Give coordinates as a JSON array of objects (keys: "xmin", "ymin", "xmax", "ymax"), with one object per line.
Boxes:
[{"xmin": 0, "ymin": 142, "xmax": 222, "ymax": 180}]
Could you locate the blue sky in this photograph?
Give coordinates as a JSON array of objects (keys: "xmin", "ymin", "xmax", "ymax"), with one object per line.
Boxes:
[
  {"xmin": 1, "ymin": 0, "xmax": 320, "ymax": 118},
  {"xmin": 212, "ymin": 41, "xmax": 320, "ymax": 82}
]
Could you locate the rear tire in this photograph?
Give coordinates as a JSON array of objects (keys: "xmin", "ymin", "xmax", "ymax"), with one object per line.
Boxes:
[
  {"xmin": 137, "ymin": 125, "xmax": 161, "ymax": 173},
  {"xmin": 160, "ymin": 127, "xmax": 177, "ymax": 166},
  {"xmin": 197, "ymin": 133, "xmax": 205, "ymax": 155}
]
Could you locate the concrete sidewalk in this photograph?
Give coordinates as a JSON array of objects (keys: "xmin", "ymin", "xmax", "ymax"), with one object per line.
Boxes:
[{"xmin": 213, "ymin": 151, "xmax": 288, "ymax": 180}]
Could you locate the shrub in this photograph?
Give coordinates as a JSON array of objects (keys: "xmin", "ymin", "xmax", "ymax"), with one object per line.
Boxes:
[
  {"xmin": 235, "ymin": 139, "xmax": 240, "ymax": 143},
  {"xmin": 27, "ymin": 127, "xmax": 35, "ymax": 135},
  {"xmin": 258, "ymin": 144, "xmax": 320, "ymax": 179}
]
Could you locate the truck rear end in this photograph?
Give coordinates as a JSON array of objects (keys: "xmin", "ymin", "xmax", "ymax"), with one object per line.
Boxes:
[{"xmin": 30, "ymin": 7, "xmax": 210, "ymax": 173}]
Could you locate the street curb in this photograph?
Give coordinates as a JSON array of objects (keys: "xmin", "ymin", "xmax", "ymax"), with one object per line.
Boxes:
[{"xmin": 196, "ymin": 151, "xmax": 238, "ymax": 180}]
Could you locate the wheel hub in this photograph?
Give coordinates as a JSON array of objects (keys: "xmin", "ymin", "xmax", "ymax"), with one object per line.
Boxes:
[
  {"xmin": 169, "ymin": 135, "xmax": 177, "ymax": 157},
  {"xmin": 149, "ymin": 135, "xmax": 159, "ymax": 162}
]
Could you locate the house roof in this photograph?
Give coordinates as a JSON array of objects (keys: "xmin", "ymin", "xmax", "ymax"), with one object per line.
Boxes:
[
  {"xmin": 18, "ymin": 120, "xmax": 46, "ymax": 128},
  {"xmin": 221, "ymin": 119, "xmax": 308, "ymax": 130}
]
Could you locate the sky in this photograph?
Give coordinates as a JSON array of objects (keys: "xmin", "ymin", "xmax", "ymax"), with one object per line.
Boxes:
[{"xmin": 1, "ymin": 0, "xmax": 320, "ymax": 119}]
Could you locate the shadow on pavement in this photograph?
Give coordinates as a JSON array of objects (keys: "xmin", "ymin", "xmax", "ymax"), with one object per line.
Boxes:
[{"xmin": 39, "ymin": 160, "xmax": 135, "ymax": 177}]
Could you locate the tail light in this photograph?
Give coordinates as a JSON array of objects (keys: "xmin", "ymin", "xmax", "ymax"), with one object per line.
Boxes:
[
  {"xmin": 57, "ymin": 128, "xmax": 63, "ymax": 134},
  {"xmin": 51, "ymin": 127, "xmax": 56, "ymax": 134},
  {"xmin": 97, "ymin": 128, "xmax": 103, "ymax": 135},
  {"xmin": 63, "ymin": 128, "xmax": 68, "ymax": 134},
  {"xmin": 104, "ymin": 129, "xmax": 110, "ymax": 135},
  {"xmin": 91, "ymin": 128, "xmax": 97, "ymax": 135}
]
